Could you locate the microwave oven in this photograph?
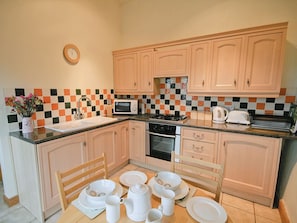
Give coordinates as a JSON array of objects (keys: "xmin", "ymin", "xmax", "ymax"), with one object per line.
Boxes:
[{"xmin": 113, "ymin": 99, "xmax": 138, "ymax": 115}]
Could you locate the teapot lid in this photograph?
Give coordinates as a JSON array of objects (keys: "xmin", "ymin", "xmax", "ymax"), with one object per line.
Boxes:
[{"xmin": 130, "ymin": 184, "xmax": 148, "ymax": 194}]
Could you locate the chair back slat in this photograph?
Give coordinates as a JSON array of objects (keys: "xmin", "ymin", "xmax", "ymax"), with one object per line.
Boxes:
[{"xmin": 55, "ymin": 153, "xmax": 108, "ymax": 211}]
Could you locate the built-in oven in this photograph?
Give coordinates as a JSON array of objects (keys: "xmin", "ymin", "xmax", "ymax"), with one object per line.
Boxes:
[{"xmin": 145, "ymin": 122, "xmax": 180, "ymax": 161}]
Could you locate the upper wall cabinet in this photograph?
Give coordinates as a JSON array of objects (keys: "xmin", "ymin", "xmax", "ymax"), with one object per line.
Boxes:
[
  {"xmin": 113, "ymin": 50, "xmax": 159, "ymax": 95},
  {"xmin": 113, "ymin": 22, "xmax": 287, "ymax": 97},
  {"xmin": 154, "ymin": 48, "xmax": 189, "ymax": 77}
]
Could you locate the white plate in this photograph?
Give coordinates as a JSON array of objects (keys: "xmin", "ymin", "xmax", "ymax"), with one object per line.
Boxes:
[
  {"xmin": 79, "ymin": 182, "xmax": 123, "ymax": 210},
  {"xmin": 186, "ymin": 197, "xmax": 227, "ymax": 223},
  {"xmin": 119, "ymin": 171, "xmax": 148, "ymax": 187},
  {"xmin": 148, "ymin": 177, "xmax": 189, "ymax": 200}
]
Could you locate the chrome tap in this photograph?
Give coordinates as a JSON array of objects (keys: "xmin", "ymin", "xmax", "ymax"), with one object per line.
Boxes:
[{"xmin": 74, "ymin": 95, "xmax": 92, "ymax": 120}]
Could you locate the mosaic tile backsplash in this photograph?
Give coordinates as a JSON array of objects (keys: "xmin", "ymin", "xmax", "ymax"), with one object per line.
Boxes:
[{"xmin": 4, "ymin": 77, "xmax": 297, "ymax": 132}]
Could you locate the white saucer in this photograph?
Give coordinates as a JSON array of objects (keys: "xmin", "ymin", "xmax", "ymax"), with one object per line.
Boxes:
[
  {"xmin": 79, "ymin": 182, "xmax": 123, "ymax": 209},
  {"xmin": 148, "ymin": 177, "xmax": 189, "ymax": 200},
  {"xmin": 186, "ymin": 197, "xmax": 227, "ymax": 223},
  {"xmin": 119, "ymin": 171, "xmax": 147, "ymax": 187}
]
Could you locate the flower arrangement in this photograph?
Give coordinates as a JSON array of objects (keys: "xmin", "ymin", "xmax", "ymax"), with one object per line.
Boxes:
[{"xmin": 5, "ymin": 93, "xmax": 43, "ymax": 117}]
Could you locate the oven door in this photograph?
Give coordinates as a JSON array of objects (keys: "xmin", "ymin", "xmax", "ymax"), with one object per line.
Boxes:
[{"xmin": 147, "ymin": 132, "xmax": 176, "ymax": 161}]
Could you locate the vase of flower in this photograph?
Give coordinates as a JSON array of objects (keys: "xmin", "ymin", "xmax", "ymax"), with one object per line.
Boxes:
[{"xmin": 22, "ymin": 116, "xmax": 34, "ymax": 133}]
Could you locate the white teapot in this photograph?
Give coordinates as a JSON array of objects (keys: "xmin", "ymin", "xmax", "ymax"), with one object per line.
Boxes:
[{"xmin": 123, "ymin": 184, "xmax": 152, "ymax": 222}]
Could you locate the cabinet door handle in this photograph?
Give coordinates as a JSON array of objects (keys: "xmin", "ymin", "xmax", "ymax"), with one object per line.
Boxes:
[
  {"xmin": 134, "ymin": 82, "xmax": 137, "ymax": 87},
  {"xmin": 148, "ymin": 81, "xmax": 151, "ymax": 86},
  {"xmin": 234, "ymin": 79, "xmax": 237, "ymax": 86},
  {"xmin": 202, "ymin": 80, "xmax": 205, "ymax": 86},
  {"xmin": 247, "ymin": 79, "xmax": 250, "ymax": 86},
  {"xmin": 83, "ymin": 141, "xmax": 86, "ymax": 147}
]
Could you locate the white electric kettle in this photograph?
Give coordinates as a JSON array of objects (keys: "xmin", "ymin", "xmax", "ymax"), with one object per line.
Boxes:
[{"xmin": 212, "ymin": 106, "xmax": 229, "ymax": 123}]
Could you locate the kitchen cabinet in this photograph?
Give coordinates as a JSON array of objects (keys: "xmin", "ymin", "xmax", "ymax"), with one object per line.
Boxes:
[
  {"xmin": 218, "ymin": 132, "xmax": 282, "ymax": 207},
  {"xmin": 11, "ymin": 132, "xmax": 88, "ymax": 222},
  {"xmin": 113, "ymin": 50, "xmax": 159, "ymax": 95},
  {"xmin": 129, "ymin": 120, "xmax": 146, "ymax": 163},
  {"xmin": 242, "ymin": 30, "xmax": 286, "ymax": 94},
  {"xmin": 88, "ymin": 121, "xmax": 129, "ymax": 172},
  {"xmin": 154, "ymin": 48, "xmax": 189, "ymax": 77},
  {"xmin": 181, "ymin": 127, "xmax": 218, "ymax": 162}
]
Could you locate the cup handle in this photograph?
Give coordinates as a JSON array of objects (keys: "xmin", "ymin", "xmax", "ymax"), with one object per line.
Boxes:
[{"xmin": 158, "ymin": 204, "xmax": 163, "ymax": 212}]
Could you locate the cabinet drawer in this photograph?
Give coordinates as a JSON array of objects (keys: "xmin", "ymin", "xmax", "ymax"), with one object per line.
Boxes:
[
  {"xmin": 182, "ymin": 127, "xmax": 217, "ymax": 142},
  {"xmin": 182, "ymin": 139, "xmax": 216, "ymax": 156}
]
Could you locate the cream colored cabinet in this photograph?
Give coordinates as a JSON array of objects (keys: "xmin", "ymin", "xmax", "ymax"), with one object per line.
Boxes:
[
  {"xmin": 129, "ymin": 120, "xmax": 146, "ymax": 163},
  {"xmin": 113, "ymin": 53, "xmax": 138, "ymax": 93},
  {"xmin": 113, "ymin": 50, "xmax": 158, "ymax": 95},
  {"xmin": 154, "ymin": 48, "xmax": 189, "ymax": 77},
  {"xmin": 218, "ymin": 132, "xmax": 282, "ymax": 207},
  {"xmin": 181, "ymin": 127, "xmax": 218, "ymax": 162},
  {"xmin": 88, "ymin": 121, "xmax": 129, "ymax": 172},
  {"xmin": 242, "ymin": 30, "xmax": 286, "ymax": 95}
]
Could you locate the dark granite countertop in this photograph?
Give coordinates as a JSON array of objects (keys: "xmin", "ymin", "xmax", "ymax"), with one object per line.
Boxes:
[{"xmin": 9, "ymin": 114, "xmax": 297, "ymax": 144}]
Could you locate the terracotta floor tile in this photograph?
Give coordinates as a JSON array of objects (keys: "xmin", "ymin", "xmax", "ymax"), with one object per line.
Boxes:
[
  {"xmin": 256, "ymin": 215, "xmax": 281, "ymax": 223},
  {"xmin": 223, "ymin": 204, "xmax": 255, "ymax": 223},
  {"xmin": 254, "ymin": 203, "xmax": 281, "ymax": 223},
  {"xmin": 222, "ymin": 193, "xmax": 254, "ymax": 214}
]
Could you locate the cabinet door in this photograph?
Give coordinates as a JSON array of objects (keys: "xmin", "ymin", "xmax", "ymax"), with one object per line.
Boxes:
[
  {"xmin": 188, "ymin": 42, "xmax": 211, "ymax": 91},
  {"xmin": 129, "ymin": 121, "xmax": 146, "ymax": 163},
  {"xmin": 138, "ymin": 50, "xmax": 154, "ymax": 93},
  {"xmin": 37, "ymin": 133, "xmax": 87, "ymax": 212},
  {"xmin": 88, "ymin": 126, "xmax": 117, "ymax": 172},
  {"xmin": 115, "ymin": 121, "xmax": 129, "ymax": 165},
  {"xmin": 243, "ymin": 31, "xmax": 285, "ymax": 93},
  {"xmin": 154, "ymin": 48, "xmax": 189, "ymax": 77},
  {"xmin": 210, "ymin": 37, "xmax": 243, "ymax": 91},
  {"xmin": 218, "ymin": 132, "xmax": 281, "ymax": 206},
  {"xmin": 113, "ymin": 53, "xmax": 137, "ymax": 93}
]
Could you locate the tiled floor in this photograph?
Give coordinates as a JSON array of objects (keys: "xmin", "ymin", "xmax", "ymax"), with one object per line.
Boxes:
[{"xmin": 0, "ymin": 164, "xmax": 282, "ymax": 223}]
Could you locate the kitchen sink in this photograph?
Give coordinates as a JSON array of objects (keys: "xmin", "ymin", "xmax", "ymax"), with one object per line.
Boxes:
[
  {"xmin": 250, "ymin": 115, "xmax": 292, "ymax": 132},
  {"xmin": 45, "ymin": 116, "xmax": 118, "ymax": 132}
]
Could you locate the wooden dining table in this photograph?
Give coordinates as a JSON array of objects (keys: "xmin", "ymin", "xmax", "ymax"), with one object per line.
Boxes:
[{"xmin": 57, "ymin": 172, "xmax": 232, "ymax": 223}]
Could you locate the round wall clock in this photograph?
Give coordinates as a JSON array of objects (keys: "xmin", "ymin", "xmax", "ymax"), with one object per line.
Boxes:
[{"xmin": 63, "ymin": 43, "xmax": 80, "ymax": 64}]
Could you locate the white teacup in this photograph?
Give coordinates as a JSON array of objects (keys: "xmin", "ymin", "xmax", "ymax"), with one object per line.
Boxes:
[
  {"xmin": 160, "ymin": 189, "xmax": 175, "ymax": 216},
  {"xmin": 145, "ymin": 208, "xmax": 163, "ymax": 223},
  {"xmin": 105, "ymin": 195, "xmax": 123, "ymax": 223}
]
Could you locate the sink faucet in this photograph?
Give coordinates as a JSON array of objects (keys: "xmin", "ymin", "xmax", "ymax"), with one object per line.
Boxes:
[{"xmin": 74, "ymin": 95, "xmax": 92, "ymax": 120}]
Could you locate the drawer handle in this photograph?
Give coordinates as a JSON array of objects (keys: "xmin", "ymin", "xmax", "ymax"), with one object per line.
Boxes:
[
  {"xmin": 192, "ymin": 145, "xmax": 204, "ymax": 153},
  {"xmin": 193, "ymin": 133, "xmax": 204, "ymax": 140}
]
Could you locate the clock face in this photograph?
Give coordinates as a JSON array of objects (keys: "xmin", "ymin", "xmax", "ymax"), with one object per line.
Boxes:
[{"xmin": 63, "ymin": 44, "xmax": 80, "ymax": 64}]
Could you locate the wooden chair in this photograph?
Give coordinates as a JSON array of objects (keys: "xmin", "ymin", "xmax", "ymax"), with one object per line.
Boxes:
[
  {"xmin": 55, "ymin": 153, "xmax": 108, "ymax": 211},
  {"xmin": 171, "ymin": 151, "xmax": 225, "ymax": 202}
]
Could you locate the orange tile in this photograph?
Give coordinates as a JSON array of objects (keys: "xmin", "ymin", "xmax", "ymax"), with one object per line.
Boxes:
[
  {"xmin": 52, "ymin": 103, "xmax": 58, "ymax": 110},
  {"xmin": 176, "ymin": 77, "xmax": 181, "ymax": 83},
  {"xmin": 63, "ymin": 89, "xmax": 70, "ymax": 95},
  {"xmin": 96, "ymin": 100, "xmax": 100, "ymax": 105},
  {"xmin": 156, "ymin": 99, "xmax": 160, "ymax": 105},
  {"xmin": 86, "ymin": 112, "xmax": 92, "ymax": 118},
  {"xmin": 91, "ymin": 95, "xmax": 95, "ymax": 100},
  {"xmin": 175, "ymin": 100, "xmax": 180, "ymax": 105},
  {"xmin": 70, "ymin": 95, "xmax": 76, "ymax": 102},
  {"xmin": 86, "ymin": 89, "xmax": 91, "ymax": 95},
  {"xmin": 59, "ymin": 110, "xmax": 65, "ymax": 116},
  {"xmin": 280, "ymin": 88, "xmax": 286, "ymax": 96},
  {"xmin": 37, "ymin": 119, "xmax": 45, "ymax": 127},
  {"xmin": 180, "ymin": 105, "xmax": 186, "ymax": 111},
  {"xmin": 103, "ymin": 89, "xmax": 107, "ymax": 94},
  {"xmin": 225, "ymin": 102, "xmax": 232, "ymax": 106},
  {"xmin": 218, "ymin": 97, "xmax": 225, "ymax": 101},
  {"xmin": 43, "ymin": 96, "xmax": 51, "ymax": 103},
  {"xmin": 248, "ymin": 97, "xmax": 257, "ymax": 102},
  {"xmin": 198, "ymin": 101, "xmax": 204, "ymax": 106},
  {"xmin": 165, "ymin": 110, "xmax": 170, "ymax": 115},
  {"xmin": 170, "ymin": 95, "xmax": 175, "ymax": 99},
  {"xmin": 265, "ymin": 110, "xmax": 274, "ymax": 115},
  {"xmin": 107, "ymin": 94, "xmax": 111, "ymax": 99},
  {"xmin": 31, "ymin": 113, "xmax": 36, "ymax": 119},
  {"xmin": 100, "ymin": 105, "xmax": 105, "ymax": 110},
  {"xmin": 34, "ymin": 89, "xmax": 43, "ymax": 96},
  {"xmin": 285, "ymin": 96, "xmax": 296, "ymax": 103},
  {"xmin": 65, "ymin": 115, "xmax": 72, "ymax": 121},
  {"xmin": 256, "ymin": 103, "xmax": 265, "ymax": 110},
  {"xmin": 160, "ymin": 83, "xmax": 165, "ymax": 89},
  {"xmin": 204, "ymin": 107, "xmax": 211, "ymax": 112},
  {"xmin": 192, "ymin": 96, "xmax": 198, "ymax": 101},
  {"xmin": 151, "ymin": 95, "xmax": 156, "ymax": 99},
  {"xmin": 160, "ymin": 104, "xmax": 165, "ymax": 110}
]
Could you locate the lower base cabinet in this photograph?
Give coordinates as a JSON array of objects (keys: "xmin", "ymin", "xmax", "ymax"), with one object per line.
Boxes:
[
  {"xmin": 218, "ymin": 132, "xmax": 282, "ymax": 207},
  {"xmin": 129, "ymin": 121, "xmax": 146, "ymax": 163}
]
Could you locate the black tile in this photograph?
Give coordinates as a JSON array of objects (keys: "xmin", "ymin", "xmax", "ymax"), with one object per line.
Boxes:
[
  {"xmin": 44, "ymin": 111, "xmax": 52, "ymax": 118},
  {"xmin": 211, "ymin": 101, "xmax": 218, "ymax": 107},
  {"xmin": 58, "ymin": 96, "xmax": 64, "ymax": 103},
  {"xmin": 146, "ymin": 99, "xmax": 151, "ymax": 104},
  {"xmin": 155, "ymin": 110, "xmax": 160, "ymax": 114},
  {"xmin": 96, "ymin": 111, "xmax": 101, "ymax": 116},
  {"xmin": 275, "ymin": 104, "xmax": 284, "ymax": 110},
  {"xmin": 192, "ymin": 106, "xmax": 198, "ymax": 111},
  {"xmin": 160, "ymin": 95, "xmax": 165, "ymax": 99},
  {"xmin": 15, "ymin": 88, "xmax": 25, "ymax": 96},
  {"xmin": 71, "ymin": 108, "xmax": 77, "ymax": 114},
  {"xmin": 151, "ymin": 104, "xmax": 155, "ymax": 109},
  {"xmin": 50, "ymin": 89, "xmax": 57, "ymax": 96},
  {"xmin": 165, "ymin": 78, "xmax": 171, "ymax": 83},
  {"xmin": 104, "ymin": 99, "xmax": 108, "ymax": 104},
  {"xmin": 266, "ymin": 98, "xmax": 275, "ymax": 103},
  {"xmin": 92, "ymin": 106, "xmax": 96, "ymax": 111},
  {"xmin": 175, "ymin": 89, "xmax": 181, "ymax": 94},
  {"xmin": 53, "ymin": 117, "xmax": 59, "ymax": 124},
  {"xmin": 240, "ymin": 103, "xmax": 248, "ymax": 109},
  {"xmin": 36, "ymin": 104, "xmax": 43, "ymax": 112},
  {"xmin": 100, "ymin": 95, "xmax": 104, "ymax": 99},
  {"xmin": 142, "ymin": 95, "xmax": 147, "ymax": 99},
  {"xmin": 165, "ymin": 100, "xmax": 170, "ymax": 105},
  {"xmin": 170, "ymin": 105, "xmax": 175, "ymax": 110},
  {"xmin": 65, "ymin": 102, "xmax": 71, "ymax": 109},
  {"xmin": 232, "ymin": 97, "xmax": 240, "ymax": 102},
  {"xmin": 76, "ymin": 89, "xmax": 81, "ymax": 95},
  {"xmin": 7, "ymin": 114, "xmax": 18, "ymax": 123},
  {"xmin": 248, "ymin": 110, "xmax": 255, "ymax": 116},
  {"xmin": 204, "ymin": 97, "xmax": 211, "ymax": 101},
  {"xmin": 170, "ymin": 83, "xmax": 175, "ymax": 89},
  {"xmin": 181, "ymin": 95, "xmax": 186, "ymax": 100},
  {"xmin": 186, "ymin": 100, "xmax": 192, "ymax": 106},
  {"xmin": 95, "ymin": 89, "xmax": 100, "ymax": 94},
  {"xmin": 87, "ymin": 101, "xmax": 92, "ymax": 106},
  {"xmin": 110, "ymin": 89, "xmax": 114, "ymax": 94}
]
